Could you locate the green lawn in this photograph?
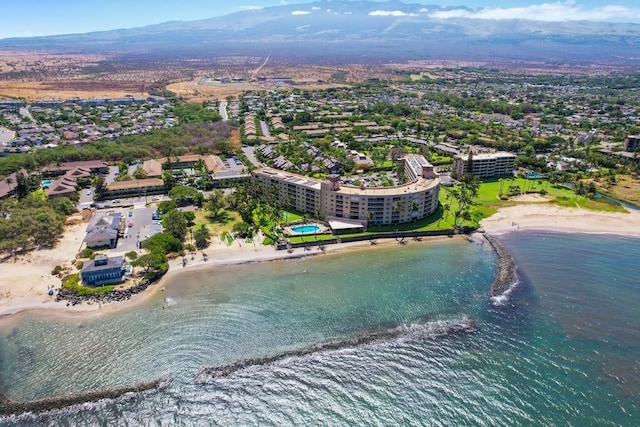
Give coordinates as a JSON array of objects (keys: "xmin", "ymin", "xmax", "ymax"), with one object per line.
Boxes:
[
  {"xmin": 193, "ymin": 209, "xmax": 243, "ymax": 235},
  {"xmin": 282, "ymin": 210, "xmax": 304, "ymax": 223},
  {"xmin": 471, "ymin": 177, "xmax": 628, "ymax": 214}
]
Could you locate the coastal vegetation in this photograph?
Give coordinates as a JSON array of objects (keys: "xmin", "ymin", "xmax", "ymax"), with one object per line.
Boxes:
[
  {"xmin": 62, "ymin": 273, "xmax": 115, "ymax": 295},
  {"xmin": 0, "ymin": 194, "xmax": 70, "ymax": 258}
]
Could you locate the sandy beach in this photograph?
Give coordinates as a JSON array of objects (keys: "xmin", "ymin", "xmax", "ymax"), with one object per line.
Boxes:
[
  {"xmin": 479, "ymin": 194, "xmax": 640, "ymax": 237},
  {"xmin": 0, "ymin": 226, "xmax": 408, "ymax": 322},
  {"xmin": 2, "ymin": 197, "xmax": 640, "ymax": 322}
]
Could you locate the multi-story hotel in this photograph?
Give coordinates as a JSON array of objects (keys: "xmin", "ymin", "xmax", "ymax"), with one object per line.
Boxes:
[
  {"xmin": 254, "ymin": 155, "xmax": 440, "ymax": 226},
  {"xmin": 452, "ymin": 151, "xmax": 516, "ymax": 179}
]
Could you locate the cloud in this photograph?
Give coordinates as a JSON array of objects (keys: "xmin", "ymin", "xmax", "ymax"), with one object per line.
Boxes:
[
  {"xmin": 291, "ymin": 10, "xmax": 310, "ymax": 16},
  {"xmin": 311, "ymin": 6, "xmax": 320, "ymax": 10},
  {"xmin": 429, "ymin": 2, "xmax": 640, "ymax": 23},
  {"xmin": 240, "ymin": 5, "xmax": 263, "ymax": 11},
  {"xmin": 369, "ymin": 10, "xmax": 418, "ymax": 17},
  {"xmin": 419, "ymin": 8, "xmax": 429, "ymax": 13}
]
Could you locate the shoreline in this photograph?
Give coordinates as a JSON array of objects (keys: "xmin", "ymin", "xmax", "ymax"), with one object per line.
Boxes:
[
  {"xmin": 2, "ymin": 201, "xmax": 640, "ymax": 323},
  {"xmin": 0, "ymin": 237, "xmax": 454, "ymax": 324}
]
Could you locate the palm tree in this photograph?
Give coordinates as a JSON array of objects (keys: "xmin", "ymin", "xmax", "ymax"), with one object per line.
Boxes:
[
  {"xmin": 409, "ymin": 200, "xmax": 420, "ymax": 219},
  {"xmin": 392, "ymin": 200, "xmax": 405, "ymax": 213},
  {"xmin": 366, "ymin": 210, "xmax": 376, "ymax": 227}
]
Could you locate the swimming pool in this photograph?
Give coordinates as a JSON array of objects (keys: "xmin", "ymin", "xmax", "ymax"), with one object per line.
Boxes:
[
  {"xmin": 41, "ymin": 179, "xmax": 53, "ymax": 187},
  {"xmin": 291, "ymin": 224, "xmax": 320, "ymax": 234}
]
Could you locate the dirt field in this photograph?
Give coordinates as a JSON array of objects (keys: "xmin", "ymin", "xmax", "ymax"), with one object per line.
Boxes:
[
  {"xmin": 0, "ymin": 80, "xmax": 148, "ymax": 101},
  {"xmin": 0, "ymin": 50, "xmax": 398, "ymax": 101}
]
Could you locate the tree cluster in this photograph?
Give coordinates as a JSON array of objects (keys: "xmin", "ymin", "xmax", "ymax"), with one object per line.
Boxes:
[{"xmin": 0, "ymin": 195, "xmax": 71, "ymax": 257}]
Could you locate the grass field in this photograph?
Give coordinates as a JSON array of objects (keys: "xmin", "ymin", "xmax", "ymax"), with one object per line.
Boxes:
[
  {"xmin": 193, "ymin": 209, "xmax": 242, "ymax": 236},
  {"xmin": 472, "ymin": 177, "xmax": 628, "ymax": 213}
]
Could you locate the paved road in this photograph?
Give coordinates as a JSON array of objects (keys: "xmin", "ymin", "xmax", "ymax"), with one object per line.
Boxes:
[
  {"xmin": 241, "ymin": 145, "xmax": 265, "ymax": 168},
  {"xmin": 259, "ymin": 120, "xmax": 271, "ymax": 137},
  {"xmin": 219, "ymin": 101, "xmax": 228, "ymax": 121}
]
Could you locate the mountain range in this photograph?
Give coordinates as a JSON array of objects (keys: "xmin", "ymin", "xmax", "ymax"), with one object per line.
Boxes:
[{"xmin": 2, "ymin": 1, "xmax": 639, "ymax": 65}]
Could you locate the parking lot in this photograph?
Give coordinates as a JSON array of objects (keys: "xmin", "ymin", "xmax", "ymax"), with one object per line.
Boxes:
[{"xmin": 94, "ymin": 205, "xmax": 157, "ymax": 254}]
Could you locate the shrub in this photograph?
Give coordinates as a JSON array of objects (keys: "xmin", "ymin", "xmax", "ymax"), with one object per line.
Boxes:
[
  {"xmin": 51, "ymin": 265, "xmax": 63, "ymax": 276},
  {"xmin": 62, "ymin": 273, "xmax": 115, "ymax": 295},
  {"xmin": 79, "ymin": 248, "xmax": 94, "ymax": 259}
]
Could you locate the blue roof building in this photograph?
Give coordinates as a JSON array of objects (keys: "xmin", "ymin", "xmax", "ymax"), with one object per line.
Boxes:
[{"xmin": 80, "ymin": 255, "xmax": 125, "ymax": 286}]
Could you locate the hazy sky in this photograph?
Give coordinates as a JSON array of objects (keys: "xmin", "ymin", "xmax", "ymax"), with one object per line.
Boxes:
[{"xmin": 1, "ymin": 0, "xmax": 639, "ymax": 39}]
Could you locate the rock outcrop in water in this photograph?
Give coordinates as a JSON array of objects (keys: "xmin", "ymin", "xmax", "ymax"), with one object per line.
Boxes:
[
  {"xmin": 0, "ymin": 377, "xmax": 170, "ymax": 418},
  {"xmin": 484, "ymin": 234, "xmax": 519, "ymax": 303},
  {"xmin": 196, "ymin": 317, "xmax": 477, "ymax": 383}
]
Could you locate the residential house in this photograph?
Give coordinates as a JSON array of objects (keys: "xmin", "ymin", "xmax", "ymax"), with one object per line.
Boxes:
[
  {"xmin": 80, "ymin": 255, "xmax": 125, "ymax": 286},
  {"xmin": 84, "ymin": 212, "xmax": 122, "ymax": 248}
]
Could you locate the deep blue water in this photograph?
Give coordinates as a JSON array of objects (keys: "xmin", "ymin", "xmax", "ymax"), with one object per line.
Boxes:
[{"xmin": 0, "ymin": 233, "xmax": 638, "ymax": 426}]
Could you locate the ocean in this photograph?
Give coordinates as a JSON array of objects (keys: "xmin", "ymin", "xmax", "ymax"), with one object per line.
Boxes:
[{"xmin": 0, "ymin": 233, "xmax": 638, "ymax": 426}]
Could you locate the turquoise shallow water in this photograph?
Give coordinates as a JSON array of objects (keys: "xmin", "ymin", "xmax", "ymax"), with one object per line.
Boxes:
[{"xmin": 0, "ymin": 233, "xmax": 639, "ymax": 425}]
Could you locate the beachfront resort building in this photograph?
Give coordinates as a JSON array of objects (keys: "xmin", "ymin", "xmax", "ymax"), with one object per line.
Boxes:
[
  {"xmin": 452, "ymin": 152, "xmax": 516, "ymax": 179},
  {"xmin": 253, "ymin": 154, "xmax": 440, "ymax": 226},
  {"xmin": 80, "ymin": 255, "xmax": 125, "ymax": 286}
]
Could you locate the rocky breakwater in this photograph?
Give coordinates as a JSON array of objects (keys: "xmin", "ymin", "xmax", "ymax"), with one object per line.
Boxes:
[
  {"xmin": 196, "ymin": 316, "xmax": 477, "ymax": 384},
  {"xmin": 484, "ymin": 233, "xmax": 519, "ymax": 305},
  {"xmin": 0, "ymin": 377, "xmax": 170, "ymax": 418},
  {"xmin": 55, "ymin": 275, "xmax": 161, "ymax": 307}
]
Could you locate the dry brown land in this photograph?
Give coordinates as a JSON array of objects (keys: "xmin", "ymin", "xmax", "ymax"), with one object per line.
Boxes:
[
  {"xmin": 0, "ymin": 51, "xmax": 379, "ymax": 101},
  {"xmin": 600, "ymin": 175, "xmax": 640, "ymax": 207},
  {"xmin": 0, "ymin": 49, "xmax": 631, "ymax": 103},
  {"xmin": 0, "ymin": 81, "xmax": 148, "ymax": 101},
  {"xmin": 0, "ymin": 51, "xmax": 106, "ymax": 74}
]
